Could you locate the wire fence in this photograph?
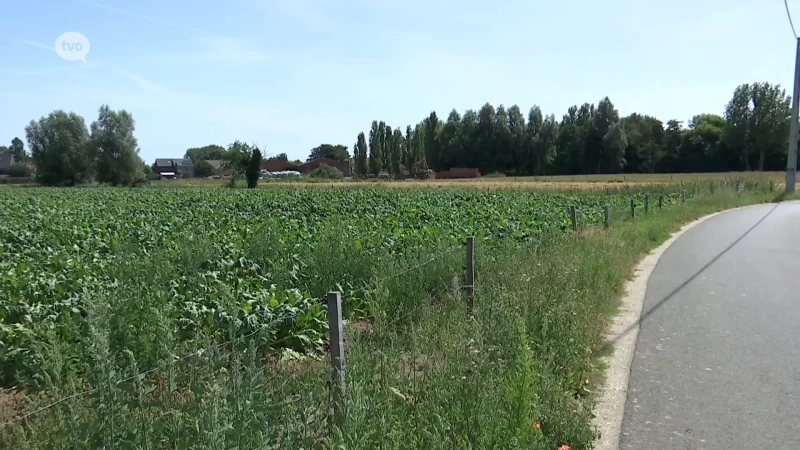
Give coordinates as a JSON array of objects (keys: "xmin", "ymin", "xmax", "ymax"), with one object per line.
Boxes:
[{"xmin": 0, "ymin": 177, "xmax": 768, "ymax": 439}]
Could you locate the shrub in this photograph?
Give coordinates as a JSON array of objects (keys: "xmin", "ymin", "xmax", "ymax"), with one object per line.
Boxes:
[
  {"xmin": 7, "ymin": 163, "xmax": 31, "ymax": 178},
  {"xmin": 194, "ymin": 160, "xmax": 214, "ymax": 178},
  {"xmin": 485, "ymin": 172, "xmax": 507, "ymax": 178},
  {"xmin": 310, "ymin": 164, "xmax": 343, "ymax": 179},
  {"xmin": 413, "ymin": 169, "xmax": 435, "ymax": 179},
  {"xmin": 246, "ymin": 149, "xmax": 262, "ymax": 189}
]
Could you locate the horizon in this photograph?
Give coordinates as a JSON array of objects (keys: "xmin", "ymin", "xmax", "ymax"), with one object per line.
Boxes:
[{"xmin": 1, "ymin": 0, "xmax": 798, "ymax": 163}]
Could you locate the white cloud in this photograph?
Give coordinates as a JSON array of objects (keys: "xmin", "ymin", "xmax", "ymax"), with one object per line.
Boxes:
[
  {"xmin": 166, "ymin": 37, "xmax": 269, "ymax": 64},
  {"xmin": 20, "ymin": 39, "xmax": 54, "ymax": 52},
  {"xmin": 252, "ymin": 0, "xmax": 326, "ymax": 25},
  {"xmin": 109, "ymin": 67, "xmax": 165, "ymax": 93},
  {"xmin": 79, "ymin": 0, "xmax": 195, "ymax": 32}
]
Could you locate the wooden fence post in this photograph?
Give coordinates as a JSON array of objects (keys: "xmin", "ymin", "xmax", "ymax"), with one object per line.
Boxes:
[
  {"xmin": 570, "ymin": 205, "xmax": 577, "ymax": 231},
  {"xmin": 681, "ymin": 190, "xmax": 686, "ymax": 203},
  {"xmin": 770, "ymin": 180, "xmax": 774, "ymax": 192},
  {"xmin": 644, "ymin": 195, "xmax": 649, "ymax": 214},
  {"xmin": 658, "ymin": 195, "xmax": 663, "ymax": 210},
  {"xmin": 603, "ymin": 205, "xmax": 609, "ymax": 229},
  {"xmin": 466, "ymin": 236, "xmax": 475, "ymax": 311},
  {"xmin": 327, "ymin": 291, "xmax": 345, "ymax": 424},
  {"xmin": 630, "ymin": 199, "xmax": 635, "ymax": 218}
]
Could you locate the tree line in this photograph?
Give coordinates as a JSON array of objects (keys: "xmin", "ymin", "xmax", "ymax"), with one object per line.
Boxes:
[
  {"xmin": 6, "ymin": 81, "xmax": 790, "ymax": 186},
  {"xmin": 15, "ymin": 106, "xmax": 148, "ymax": 186},
  {"xmin": 5, "ymin": 108, "xmax": 269, "ymax": 186},
  {"xmin": 352, "ymin": 81, "xmax": 792, "ymax": 176}
]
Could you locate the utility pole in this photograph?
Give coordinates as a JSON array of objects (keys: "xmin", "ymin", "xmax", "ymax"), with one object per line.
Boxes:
[{"xmin": 786, "ymin": 37, "xmax": 800, "ymax": 193}]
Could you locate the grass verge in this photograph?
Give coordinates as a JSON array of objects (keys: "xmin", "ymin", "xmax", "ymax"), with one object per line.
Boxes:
[{"xmin": 0, "ymin": 188, "xmax": 783, "ymax": 449}]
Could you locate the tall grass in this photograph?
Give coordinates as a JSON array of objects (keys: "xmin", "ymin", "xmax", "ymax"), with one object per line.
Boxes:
[{"xmin": 0, "ymin": 180, "xmax": 781, "ymax": 449}]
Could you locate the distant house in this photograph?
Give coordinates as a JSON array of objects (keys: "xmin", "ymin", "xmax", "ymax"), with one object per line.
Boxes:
[
  {"xmin": 298, "ymin": 157, "xmax": 352, "ymax": 177},
  {"xmin": 0, "ymin": 151, "xmax": 15, "ymax": 176},
  {"xmin": 435, "ymin": 168, "xmax": 481, "ymax": 179},
  {"xmin": 155, "ymin": 158, "xmax": 194, "ymax": 178},
  {"xmin": 261, "ymin": 160, "xmax": 299, "ymax": 172}
]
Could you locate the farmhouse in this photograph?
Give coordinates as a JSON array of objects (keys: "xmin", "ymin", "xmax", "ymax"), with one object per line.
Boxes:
[
  {"xmin": 261, "ymin": 160, "xmax": 299, "ymax": 172},
  {"xmin": 0, "ymin": 151, "xmax": 15, "ymax": 176},
  {"xmin": 154, "ymin": 158, "xmax": 194, "ymax": 178},
  {"xmin": 435, "ymin": 168, "xmax": 481, "ymax": 179}
]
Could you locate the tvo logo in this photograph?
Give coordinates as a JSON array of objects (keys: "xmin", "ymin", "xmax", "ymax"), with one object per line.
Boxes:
[{"xmin": 55, "ymin": 32, "xmax": 90, "ymax": 62}]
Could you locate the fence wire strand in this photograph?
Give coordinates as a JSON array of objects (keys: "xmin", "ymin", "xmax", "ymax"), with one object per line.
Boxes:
[
  {"xmin": 1, "ymin": 247, "xmax": 466, "ymax": 429},
  {"xmin": 1, "ymin": 183, "xmax": 727, "ymax": 431},
  {"xmin": 374, "ymin": 244, "xmax": 463, "ymax": 283}
]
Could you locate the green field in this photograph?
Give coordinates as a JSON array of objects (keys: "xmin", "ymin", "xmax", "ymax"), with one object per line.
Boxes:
[
  {"xmin": 138, "ymin": 171, "xmax": 788, "ymax": 189},
  {"xmin": 0, "ymin": 181, "xmax": 777, "ymax": 449}
]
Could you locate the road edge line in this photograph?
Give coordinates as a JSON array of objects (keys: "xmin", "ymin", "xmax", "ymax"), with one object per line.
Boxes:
[{"xmin": 591, "ymin": 204, "xmax": 762, "ymax": 450}]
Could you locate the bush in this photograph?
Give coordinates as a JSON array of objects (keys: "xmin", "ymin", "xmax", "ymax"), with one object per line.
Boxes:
[
  {"xmin": 246, "ymin": 149, "xmax": 262, "ymax": 189},
  {"xmin": 310, "ymin": 164, "xmax": 343, "ymax": 179},
  {"xmin": 485, "ymin": 172, "xmax": 507, "ymax": 178},
  {"xmin": 7, "ymin": 163, "xmax": 31, "ymax": 178},
  {"xmin": 413, "ymin": 169, "xmax": 435, "ymax": 180},
  {"xmin": 194, "ymin": 160, "xmax": 214, "ymax": 178}
]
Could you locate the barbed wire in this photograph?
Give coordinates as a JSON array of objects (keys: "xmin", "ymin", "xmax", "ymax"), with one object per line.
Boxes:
[
  {"xmin": 0, "ymin": 326, "xmax": 265, "ymax": 428},
  {"xmin": 1, "ymin": 245, "xmax": 467, "ymax": 429},
  {"xmin": 0, "ymin": 186, "xmax": 721, "ymax": 429},
  {"xmin": 373, "ymin": 244, "xmax": 463, "ymax": 283}
]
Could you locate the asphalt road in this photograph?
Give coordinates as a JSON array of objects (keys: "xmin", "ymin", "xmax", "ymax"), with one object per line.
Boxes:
[{"xmin": 620, "ymin": 201, "xmax": 800, "ymax": 450}]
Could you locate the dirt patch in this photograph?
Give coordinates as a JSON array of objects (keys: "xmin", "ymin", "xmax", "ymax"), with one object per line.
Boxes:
[{"xmin": 0, "ymin": 388, "xmax": 23, "ymax": 424}]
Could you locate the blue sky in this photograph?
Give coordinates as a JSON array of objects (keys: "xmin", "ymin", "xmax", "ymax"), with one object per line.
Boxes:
[{"xmin": 0, "ymin": 0, "xmax": 797, "ymax": 163}]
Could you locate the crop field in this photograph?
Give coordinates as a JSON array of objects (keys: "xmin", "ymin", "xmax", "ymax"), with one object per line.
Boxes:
[
  {"xmin": 0, "ymin": 182, "xmax": 764, "ymax": 449},
  {"xmin": 0, "ymin": 187, "xmax": 676, "ymax": 378},
  {"xmin": 144, "ymin": 171, "xmax": 786, "ymax": 190}
]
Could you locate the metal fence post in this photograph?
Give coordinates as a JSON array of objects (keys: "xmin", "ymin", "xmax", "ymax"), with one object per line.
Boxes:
[
  {"xmin": 658, "ymin": 195, "xmax": 663, "ymax": 210},
  {"xmin": 681, "ymin": 190, "xmax": 686, "ymax": 203},
  {"xmin": 466, "ymin": 236, "xmax": 475, "ymax": 311},
  {"xmin": 327, "ymin": 291, "xmax": 345, "ymax": 424},
  {"xmin": 570, "ymin": 205, "xmax": 577, "ymax": 231},
  {"xmin": 644, "ymin": 195, "xmax": 649, "ymax": 214},
  {"xmin": 630, "ymin": 199, "xmax": 635, "ymax": 218},
  {"xmin": 603, "ymin": 205, "xmax": 609, "ymax": 229}
]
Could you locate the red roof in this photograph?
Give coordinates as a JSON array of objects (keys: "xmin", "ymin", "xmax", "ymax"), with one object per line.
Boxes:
[
  {"xmin": 298, "ymin": 157, "xmax": 350, "ymax": 173},
  {"xmin": 261, "ymin": 160, "xmax": 298, "ymax": 172}
]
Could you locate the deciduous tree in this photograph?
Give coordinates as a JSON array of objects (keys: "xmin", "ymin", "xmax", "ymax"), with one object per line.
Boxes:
[
  {"xmin": 25, "ymin": 110, "xmax": 92, "ymax": 186},
  {"xmin": 404, "ymin": 125, "xmax": 414, "ymax": 174},
  {"xmin": 194, "ymin": 160, "xmax": 214, "ymax": 178},
  {"xmin": 9, "ymin": 137, "xmax": 26, "ymax": 163},
  {"xmin": 355, "ymin": 132, "xmax": 368, "ymax": 176},
  {"xmin": 308, "ymin": 144, "xmax": 350, "ymax": 162},
  {"xmin": 91, "ymin": 105, "xmax": 143, "ymax": 186},
  {"xmin": 424, "ymin": 112, "xmax": 441, "ymax": 171},
  {"xmin": 184, "ymin": 144, "xmax": 226, "ymax": 162},
  {"xmin": 391, "ymin": 128, "xmax": 404, "ymax": 175},
  {"xmin": 368, "ymin": 121, "xmax": 382, "ymax": 175}
]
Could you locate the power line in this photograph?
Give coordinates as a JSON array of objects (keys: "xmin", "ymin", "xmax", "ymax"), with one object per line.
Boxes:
[{"xmin": 786, "ymin": 0, "xmax": 798, "ymax": 39}]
